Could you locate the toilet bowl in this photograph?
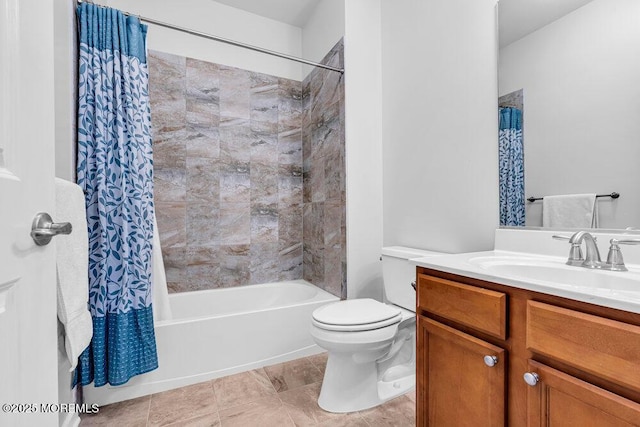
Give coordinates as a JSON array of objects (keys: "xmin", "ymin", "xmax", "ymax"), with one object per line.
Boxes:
[{"xmin": 310, "ymin": 246, "xmax": 444, "ymax": 413}]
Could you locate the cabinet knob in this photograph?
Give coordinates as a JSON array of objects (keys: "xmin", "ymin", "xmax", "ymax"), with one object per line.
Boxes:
[
  {"xmin": 483, "ymin": 355, "xmax": 498, "ymax": 367},
  {"xmin": 523, "ymin": 372, "xmax": 539, "ymax": 387}
]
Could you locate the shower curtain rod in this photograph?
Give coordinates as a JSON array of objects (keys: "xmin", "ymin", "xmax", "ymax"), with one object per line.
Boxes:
[{"xmin": 76, "ymin": 0, "xmax": 344, "ymax": 74}]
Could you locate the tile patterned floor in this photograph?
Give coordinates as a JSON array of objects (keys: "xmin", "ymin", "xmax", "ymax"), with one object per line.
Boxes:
[{"xmin": 80, "ymin": 353, "xmax": 416, "ymax": 427}]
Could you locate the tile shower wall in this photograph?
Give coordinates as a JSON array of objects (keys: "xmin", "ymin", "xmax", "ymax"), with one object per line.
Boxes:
[
  {"xmin": 149, "ymin": 40, "xmax": 345, "ymax": 298},
  {"xmin": 149, "ymin": 50, "xmax": 304, "ymax": 292},
  {"xmin": 302, "ymin": 40, "xmax": 346, "ymax": 298}
]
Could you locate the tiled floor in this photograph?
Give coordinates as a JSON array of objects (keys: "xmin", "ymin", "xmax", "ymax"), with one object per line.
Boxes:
[{"xmin": 80, "ymin": 353, "xmax": 416, "ymax": 426}]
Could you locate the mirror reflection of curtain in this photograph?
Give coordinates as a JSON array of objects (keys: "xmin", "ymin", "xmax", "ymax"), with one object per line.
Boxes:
[{"xmin": 499, "ymin": 107, "xmax": 524, "ymax": 226}]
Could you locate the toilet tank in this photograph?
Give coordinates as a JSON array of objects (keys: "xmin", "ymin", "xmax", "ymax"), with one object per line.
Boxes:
[{"xmin": 381, "ymin": 246, "xmax": 445, "ymax": 311}]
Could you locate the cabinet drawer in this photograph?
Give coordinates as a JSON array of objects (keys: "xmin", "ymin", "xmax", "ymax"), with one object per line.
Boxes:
[
  {"xmin": 527, "ymin": 301, "xmax": 640, "ymax": 392},
  {"xmin": 418, "ymin": 274, "xmax": 508, "ymax": 340}
]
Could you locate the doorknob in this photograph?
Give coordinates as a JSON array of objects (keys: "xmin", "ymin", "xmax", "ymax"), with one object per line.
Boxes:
[{"xmin": 31, "ymin": 212, "xmax": 72, "ymax": 246}]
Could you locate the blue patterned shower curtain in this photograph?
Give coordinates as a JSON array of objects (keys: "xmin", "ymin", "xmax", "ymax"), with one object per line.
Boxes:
[
  {"xmin": 499, "ymin": 107, "xmax": 525, "ymax": 226},
  {"xmin": 76, "ymin": 3, "xmax": 158, "ymax": 386}
]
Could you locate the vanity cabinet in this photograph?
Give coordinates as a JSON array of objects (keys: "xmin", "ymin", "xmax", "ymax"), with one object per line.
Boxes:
[
  {"xmin": 417, "ymin": 316, "xmax": 505, "ymax": 426},
  {"xmin": 416, "ymin": 269, "xmax": 640, "ymax": 427}
]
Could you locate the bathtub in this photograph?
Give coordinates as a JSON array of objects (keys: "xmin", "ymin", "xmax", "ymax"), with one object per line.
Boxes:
[{"xmin": 83, "ymin": 280, "xmax": 339, "ymax": 406}]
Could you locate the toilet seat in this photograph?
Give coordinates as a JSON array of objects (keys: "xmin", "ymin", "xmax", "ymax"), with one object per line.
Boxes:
[{"xmin": 312, "ymin": 299, "xmax": 402, "ymax": 332}]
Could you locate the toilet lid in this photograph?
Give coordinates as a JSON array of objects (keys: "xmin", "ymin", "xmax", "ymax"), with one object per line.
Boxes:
[
  {"xmin": 312, "ymin": 299, "xmax": 402, "ymax": 329},
  {"xmin": 312, "ymin": 313, "xmax": 402, "ymax": 332}
]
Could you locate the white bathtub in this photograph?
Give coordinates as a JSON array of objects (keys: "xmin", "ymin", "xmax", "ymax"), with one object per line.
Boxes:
[{"xmin": 83, "ymin": 280, "xmax": 338, "ymax": 406}]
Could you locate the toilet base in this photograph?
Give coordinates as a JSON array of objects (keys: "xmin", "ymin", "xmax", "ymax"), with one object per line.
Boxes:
[
  {"xmin": 378, "ymin": 368, "xmax": 415, "ymax": 402},
  {"xmin": 317, "ymin": 354, "xmax": 415, "ymax": 413}
]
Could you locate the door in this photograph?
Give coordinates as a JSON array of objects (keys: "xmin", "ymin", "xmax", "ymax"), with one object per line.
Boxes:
[
  {"xmin": 525, "ymin": 360, "xmax": 640, "ymax": 427},
  {"xmin": 0, "ymin": 0, "xmax": 59, "ymax": 425},
  {"xmin": 417, "ymin": 316, "xmax": 506, "ymax": 427}
]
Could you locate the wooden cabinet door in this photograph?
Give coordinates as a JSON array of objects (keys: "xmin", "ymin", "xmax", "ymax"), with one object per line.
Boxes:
[
  {"xmin": 526, "ymin": 360, "xmax": 640, "ymax": 427},
  {"xmin": 417, "ymin": 316, "xmax": 506, "ymax": 427}
]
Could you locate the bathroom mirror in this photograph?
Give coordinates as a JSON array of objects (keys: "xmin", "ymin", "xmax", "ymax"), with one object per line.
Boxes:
[{"xmin": 498, "ymin": 0, "xmax": 640, "ymax": 230}]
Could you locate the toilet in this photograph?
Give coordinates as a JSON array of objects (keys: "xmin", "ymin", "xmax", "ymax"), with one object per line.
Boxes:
[{"xmin": 310, "ymin": 246, "xmax": 444, "ymax": 413}]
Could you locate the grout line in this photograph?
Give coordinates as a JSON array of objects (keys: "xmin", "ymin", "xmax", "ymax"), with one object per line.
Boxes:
[
  {"xmin": 310, "ymin": 363, "xmax": 323, "ymax": 376},
  {"xmin": 361, "ymin": 414, "xmax": 374, "ymax": 427},
  {"xmin": 210, "ymin": 379, "xmax": 221, "ymax": 427},
  {"xmin": 277, "ymin": 394, "xmax": 300, "ymax": 427},
  {"xmin": 283, "ymin": 406, "xmax": 296, "ymax": 427},
  {"xmin": 260, "ymin": 366, "xmax": 280, "ymax": 395},
  {"xmin": 145, "ymin": 394, "xmax": 152, "ymax": 426},
  {"xmin": 273, "ymin": 393, "xmax": 297, "ymax": 427},
  {"xmin": 307, "ymin": 353, "xmax": 328, "ymax": 373},
  {"xmin": 209, "ymin": 379, "xmax": 219, "ymax": 411}
]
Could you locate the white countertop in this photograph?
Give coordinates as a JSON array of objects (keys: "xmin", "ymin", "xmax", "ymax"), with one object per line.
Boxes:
[{"xmin": 411, "ymin": 230, "xmax": 640, "ymax": 315}]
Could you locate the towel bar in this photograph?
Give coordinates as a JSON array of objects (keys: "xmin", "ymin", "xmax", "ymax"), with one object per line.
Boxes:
[{"xmin": 527, "ymin": 192, "xmax": 619, "ymax": 203}]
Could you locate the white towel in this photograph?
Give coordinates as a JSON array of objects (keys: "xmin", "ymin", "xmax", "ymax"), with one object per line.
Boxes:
[
  {"xmin": 542, "ymin": 194, "xmax": 599, "ymax": 228},
  {"xmin": 55, "ymin": 178, "xmax": 93, "ymax": 371},
  {"xmin": 152, "ymin": 210, "xmax": 172, "ymax": 322}
]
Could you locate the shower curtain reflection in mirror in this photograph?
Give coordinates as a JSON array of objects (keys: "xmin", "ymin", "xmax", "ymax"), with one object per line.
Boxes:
[{"xmin": 499, "ymin": 107, "xmax": 524, "ymax": 226}]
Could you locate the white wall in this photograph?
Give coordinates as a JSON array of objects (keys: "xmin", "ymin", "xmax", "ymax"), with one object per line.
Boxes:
[
  {"xmin": 344, "ymin": 0, "xmax": 384, "ymax": 299},
  {"xmin": 54, "ymin": 0, "xmax": 76, "ymax": 182},
  {"xmin": 301, "ymin": 0, "xmax": 345, "ymax": 78},
  {"xmin": 104, "ymin": 0, "xmax": 304, "ymax": 80},
  {"xmin": 499, "ymin": 0, "xmax": 640, "ymax": 229},
  {"xmin": 381, "ymin": 0, "xmax": 500, "ymax": 254}
]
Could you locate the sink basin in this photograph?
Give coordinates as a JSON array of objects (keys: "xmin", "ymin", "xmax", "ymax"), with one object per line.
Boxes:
[{"xmin": 468, "ymin": 255, "xmax": 640, "ymax": 297}]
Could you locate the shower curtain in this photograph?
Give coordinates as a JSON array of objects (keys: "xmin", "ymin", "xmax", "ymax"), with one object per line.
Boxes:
[
  {"xmin": 76, "ymin": 3, "xmax": 158, "ymax": 386},
  {"xmin": 499, "ymin": 107, "xmax": 525, "ymax": 227}
]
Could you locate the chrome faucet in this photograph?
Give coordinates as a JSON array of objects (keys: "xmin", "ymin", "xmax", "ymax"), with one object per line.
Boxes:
[
  {"xmin": 569, "ymin": 231, "xmax": 601, "ymax": 268},
  {"xmin": 554, "ymin": 232, "xmax": 640, "ymax": 271},
  {"xmin": 553, "ymin": 231, "xmax": 601, "ymax": 268}
]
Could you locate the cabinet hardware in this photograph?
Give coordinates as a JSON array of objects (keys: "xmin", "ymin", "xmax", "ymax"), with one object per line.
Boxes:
[
  {"xmin": 483, "ymin": 355, "xmax": 498, "ymax": 367},
  {"xmin": 523, "ymin": 372, "xmax": 539, "ymax": 386}
]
